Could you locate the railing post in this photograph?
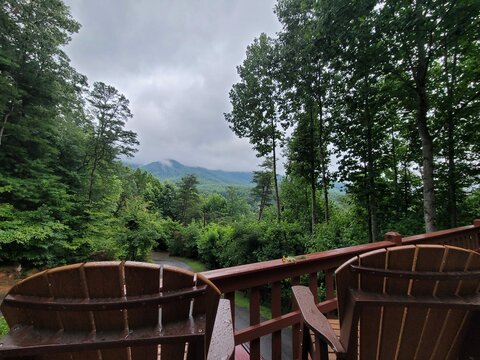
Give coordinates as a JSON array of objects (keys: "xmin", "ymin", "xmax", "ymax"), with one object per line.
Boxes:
[
  {"xmin": 291, "ymin": 276, "xmax": 301, "ymax": 360},
  {"xmin": 325, "ymin": 269, "xmax": 335, "ymax": 319},
  {"xmin": 271, "ymin": 281, "xmax": 282, "ymax": 360},
  {"xmin": 385, "ymin": 231, "xmax": 402, "ymax": 245},
  {"xmin": 249, "ymin": 286, "xmax": 261, "ymax": 360},
  {"xmin": 473, "ymin": 219, "xmax": 480, "ymax": 227}
]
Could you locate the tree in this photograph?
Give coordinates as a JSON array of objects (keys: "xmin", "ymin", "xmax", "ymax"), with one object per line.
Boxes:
[
  {"xmin": 251, "ymin": 160, "xmax": 274, "ymax": 221},
  {"xmin": 225, "ymin": 33, "xmax": 287, "ymax": 222},
  {"xmin": 276, "ymin": 0, "xmax": 333, "ymax": 227},
  {"xmin": 84, "ymin": 82, "xmax": 138, "ymax": 201},
  {"xmin": 201, "ymin": 193, "xmax": 227, "ymax": 225},
  {"xmin": 376, "ymin": 0, "xmax": 480, "ymax": 231},
  {"xmin": 176, "ymin": 174, "xmax": 201, "ymax": 224}
]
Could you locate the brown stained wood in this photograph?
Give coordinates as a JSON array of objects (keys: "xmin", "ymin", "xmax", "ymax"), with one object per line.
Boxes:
[
  {"xmin": 124, "ymin": 262, "xmax": 159, "ymax": 327},
  {"xmin": 358, "ymin": 249, "xmax": 386, "ymax": 359},
  {"xmin": 335, "ymin": 257, "xmax": 357, "ymax": 328},
  {"xmin": 1, "ymin": 270, "xmax": 60, "ymax": 332},
  {"xmin": 378, "ymin": 246, "xmax": 415, "ymax": 360},
  {"xmin": 394, "ymin": 246, "xmax": 444, "ymax": 359},
  {"xmin": 160, "ymin": 266, "xmax": 195, "ymax": 360},
  {"xmin": 412, "ymin": 245, "xmax": 449, "ymax": 359},
  {"xmin": 430, "ymin": 247, "xmax": 475, "ymax": 360},
  {"xmin": 291, "ymin": 276, "xmax": 301, "ymax": 360},
  {"xmin": 292, "ymin": 286, "xmax": 344, "ymax": 353},
  {"xmin": 249, "ymin": 286, "xmax": 261, "ymax": 360},
  {"xmin": 83, "ymin": 262, "xmax": 125, "ymax": 331},
  {"xmin": 271, "ymin": 281, "xmax": 282, "ymax": 360},
  {"xmin": 47, "ymin": 264, "xmax": 93, "ymax": 333},
  {"xmin": 325, "ymin": 270, "xmax": 334, "ymax": 301},
  {"xmin": 124, "ymin": 261, "xmax": 160, "ymax": 360},
  {"xmin": 194, "ymin": 273, "xmax": 220, "ymax": 357},
  {"xmin": 0, "ymin": 262, "xmax": 232, "ymax": 360},
  {"xmin": 83, "ymin": 262, "xmax": 129, "ymax": 360}
]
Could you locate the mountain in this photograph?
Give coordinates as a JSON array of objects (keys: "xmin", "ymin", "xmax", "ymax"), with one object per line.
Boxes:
[{"xmin": 140, "ymin": 160, "xmax": 254, "ymax": 190}]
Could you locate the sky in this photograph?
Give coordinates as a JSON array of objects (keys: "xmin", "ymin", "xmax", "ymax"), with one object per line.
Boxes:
[{"xmin": 63, "ymin": 0, "xmax": 282, "ymax": 172}]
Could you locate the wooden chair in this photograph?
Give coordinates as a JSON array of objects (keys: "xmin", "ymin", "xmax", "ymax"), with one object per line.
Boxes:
[
  {"xmin": 293, "ymin": 245, "xmax": 480, "ymax": 360},
  {"xmin": 0, "ymin": 261, "xmax": 234, "ymax": 360}
]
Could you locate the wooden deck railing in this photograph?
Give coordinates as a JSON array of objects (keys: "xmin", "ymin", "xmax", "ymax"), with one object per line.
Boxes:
[{"xmin": 201, "ymin": 219, "xmax": 480, "ymax": 359}]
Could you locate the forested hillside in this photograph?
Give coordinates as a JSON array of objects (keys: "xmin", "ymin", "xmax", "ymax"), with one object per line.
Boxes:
[
  {"xmin": 0, "ymin": 0, "xmax": 478, "ymax": 271},
  {"xmin": 140, "ymin": 159, "xmax": 254, "ymax": 191}
]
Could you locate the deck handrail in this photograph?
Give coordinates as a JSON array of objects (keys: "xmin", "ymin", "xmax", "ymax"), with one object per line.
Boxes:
[{"xmin": 201, "ymin": 220, "xmax": 480, "ymax": 359}]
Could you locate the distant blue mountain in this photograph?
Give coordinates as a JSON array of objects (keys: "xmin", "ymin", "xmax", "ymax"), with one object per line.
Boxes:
[{"xmin": 140, "ymin": 160, "xmax": 254, "ymax": 188}]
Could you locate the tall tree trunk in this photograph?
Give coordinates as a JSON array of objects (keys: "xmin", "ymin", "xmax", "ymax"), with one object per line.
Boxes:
[
  {"xmin": 391, "ymin": 126, "xmax": 400, "ymax": 215},
  {"xmin": 416, "ymin": 85, "xmax": 436, "ymax": 232},
  {"xmin": 318, "ymin": 99, "xmax": 329, "ymax": 224},
  {"xmin": 271, "ymin": 119, "xmax": 281, "ymax": 222},
  {"xmin": 367, "ymin": 124, "xmax": 378, "ymax": 242},
  {"xmin": 445, "ymin": 43, "xmax": 458, "ymax": 227},
  {"xmin": 414, "ymin": 3, "xmax": 436, "ymax": 232},
  {"xmin": 0, "ymin": 104, "xmax": 14, "ymax": 146},
  {"xmin": 309, "ymin": 106, "xmax": 317, "ymax": 233},
  {"xmin": 364, "ymin": 75, "xmax": 377, "ymax": 242}
]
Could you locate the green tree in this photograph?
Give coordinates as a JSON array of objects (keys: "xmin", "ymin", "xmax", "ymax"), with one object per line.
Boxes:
[
  {"xmin": 176, "ymin": 174, "xmax": 201, "ymax": 224},
  {"xmin": 116, "ymin": 196, "xmax": 158, "ymax": 261},
  {"xmin": 251, "ymin": 161, "xmax": 273, "ymax": 221},
  {"xmin": 201, "ymin": 193, "xmax": 227, "ymax": 225},
  {"xmin": 84, "ymin": 82, "xmax": 138, "ymax": 201},
  {"xmin": 225, "ymin": 33, "xmax": 287, "ymax": 222}
]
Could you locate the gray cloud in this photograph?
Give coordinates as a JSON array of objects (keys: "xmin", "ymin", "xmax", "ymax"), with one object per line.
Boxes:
[{"xmin": 63, "ymin": 0, "xmax": 281, "ymax": 171}]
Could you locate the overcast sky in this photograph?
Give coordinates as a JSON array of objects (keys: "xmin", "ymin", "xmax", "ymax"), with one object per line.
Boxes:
[{"xmin": 63, "ymin": 0, "xmax": 281, "ymax": 172}]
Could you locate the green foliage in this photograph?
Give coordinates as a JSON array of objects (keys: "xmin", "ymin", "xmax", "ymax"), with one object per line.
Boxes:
[
  {"xmin": 197, "ymin": 223, "xmax": 234, "ymax": 268},
  {"xmin": 0, "ymin": 316, "xmax": 8, "ymax": 336},
  {"xmin": 176, "ymin": 174, "xmax": 201, "ymax": 224},
  {"xmin": 156, "ymin": 219, "xmax": 182, "ymax": 253},
  {"xmin": 308, "ymin": 197, "xmax": 370, "ymax": 253},
  {"xmin": 116, "ymin": 197, "xmax": 159, "ymax": 261},
  {"xmin": 163, "ymin": 220, "xmax": 201, "ymax": 258}
]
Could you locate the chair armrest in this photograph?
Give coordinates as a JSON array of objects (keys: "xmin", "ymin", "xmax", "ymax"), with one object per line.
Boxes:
[
  {"xmin": 207, "ymin": 299, "xmax": 234, "ymax": 360},
  {"xmin": 292, "ymin": 285, "xmax": 345, "ymax": 354}
]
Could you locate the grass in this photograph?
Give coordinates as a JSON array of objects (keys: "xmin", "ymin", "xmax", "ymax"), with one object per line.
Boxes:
[
  {"xmin": 0, "ymin": 316, "xmax": 8, "ymax": 336},
  {"xmin": 235, "ymin": 291, "xmax": 272, "ymax": 320},
  {"xmin": 175, "ymin": 257, "xmax": 206, "ymax": 273}
]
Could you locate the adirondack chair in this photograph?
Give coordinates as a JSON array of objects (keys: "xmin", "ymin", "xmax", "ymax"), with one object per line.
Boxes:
[
  {"xmin": 0, "ymin": 261, "xmax": 234, "ymax": 360},
  {"xmin": 293, "ymin": 245, "xmax": 480, "ymax": 360}
]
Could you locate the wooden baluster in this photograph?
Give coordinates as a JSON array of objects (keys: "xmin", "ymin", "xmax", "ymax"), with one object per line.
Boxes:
[
  {"xmin": 325, "ymin": 269, "xmax": 335, "ymax": 319},
  {"xmin": 308, "ymin": 272, "xmax": 318, "ymax": 303},
  {"xmin": 291, "ymin": 276, "xmax": 300, "ymax": 360},
  {"xmin": 271, "ymin": 281, "xmax": 282, "ymax": 359},
  {"xmin": 250, "ymin": 286, "xmax": 261, "ymax": 360},
  {"xmin": 325, "ymin": 269, "xmax": 334, "ymax": 300}
]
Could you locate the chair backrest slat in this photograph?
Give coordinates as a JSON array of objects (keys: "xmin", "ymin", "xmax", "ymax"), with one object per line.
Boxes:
[
  {"xmin": 160, "ymin": 266, "xmax": 197, "ymax": 359},
  {"xmin": 48, "ymin": 264, "xmax": 93, "ymax": 333},
  {"xmin": 125, "ymin": 261, "xmax": 160, "ymax": 360},
  {"xmin": 84, "ymin": 262, "xmax": 128, "ymax": 360},
  {"xmin": 378, "ymin": 245, "xmax": 416, "ymax": 360}
]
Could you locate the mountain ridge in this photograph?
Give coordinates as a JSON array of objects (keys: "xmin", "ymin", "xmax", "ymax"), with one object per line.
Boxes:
[{"xmin": 139, "ymin": 159, "xmax": 254, "ymax": 188}]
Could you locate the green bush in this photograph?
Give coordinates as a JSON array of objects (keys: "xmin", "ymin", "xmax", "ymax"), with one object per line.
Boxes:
[
  {"xmin": 163, "ymin": 220, "xmax": 201, "ymax": 258},
  {"xmin": 308, "ymin": 198, "xmax": 369, "ymax": 252},
  {"xmin": 0, "ymin": 316, "xmax": 8, "ymax": 336},
  {"xmin": 255, "ymin": 221, "xmax": 306, "ymax": 262}
]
